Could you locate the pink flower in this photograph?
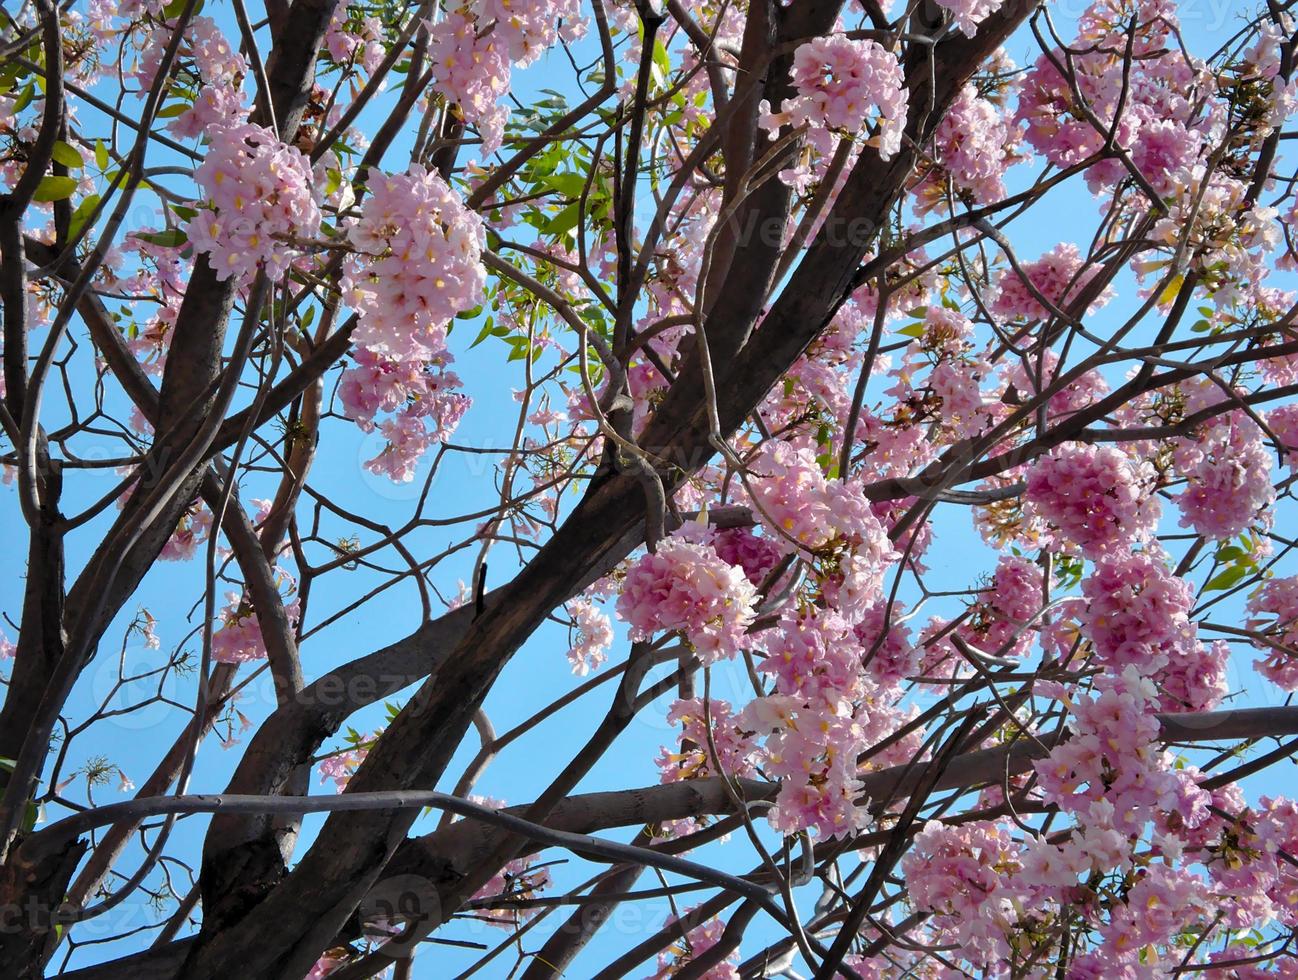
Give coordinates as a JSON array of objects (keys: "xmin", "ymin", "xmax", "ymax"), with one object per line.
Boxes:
[
  {"xmin": 317, "ymin": 731, "xmax": 380, "ymax": 792},
  {"xmin": 1173, "ymin": 410, "xmax": 1274, "ymax": 540},
  {"xmin": 902, "ymin": 820, "xmax": 1027, "ymax": 967},
  {"xmin": 343, "ymin": 165, "xmax": 485, "ymax": 362},
  {"xmin": 616, "ymin": 531, "xmax": 757, "ymax": 662},
  {"xmin": 649, "ymin": 909, "xmax": 740, "ymax": 980},
  {"xmin": 1035, "ymin": 667, "xmax": 1209, "ymax": 833},
  {"xmin": 362, "ymin": 415, "xmax": 430, "ymax": 483},
  {"xmin": 990, "ymin": 243, "xmax": 1113, "ymax": 321},
  {"xmin": 934, "ymin": 0, "xmax": 1005, "ymax": 38},
  {"xmin": 853, "ymin": 599, "xmax": 918, "ymax": 690},
  {"xmin": 747, "ymin": 442, "xmax": 897, "ymax": 617},
  {"xmin": 712, "ymin": 526, "xmax": 781, "ymax": 586},
  {"xmin": 762, "ymin": 36, "xmax": 908, "ymax": 159},
  {"xmin": 158, "ymin": 501, "xmax": 213, "ymax": 562},
  {"xmin": 1080, "ymin": 551, "xmax": 1195, "ymax": 671},
  {"xmin": 1101, "ymin": 864, "xmax": 1212, "ymax": 953},
  {"xmin": 657, "ymin": 698, "xmax": 757, "ymax": 784},
  {"xmin": 1024, "ymin": 444, "xmax": 1159, "ymax": 558},
  {"xmin": 565, "ymin": 597, "xmax": 612, "ymax": 676},
  {"xmin": 186, "ymin": 123, "xmax": 321, "ymax": 284},
  {"xmin": 760, "ymin": 605, "xmax": 862, "ymax": 705},
  {"xmin": 211, "ymin": 570, "xmax": 301, "ymax": 664},
  {"xmin": 1247, "ymin": 575, "xmax": 1298, "ymax": 690}
]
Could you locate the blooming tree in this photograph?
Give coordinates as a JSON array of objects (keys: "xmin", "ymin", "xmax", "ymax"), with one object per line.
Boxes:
[{"xmin": 4, "ymin": 0, "xmax": 1298, "ymax": 978}]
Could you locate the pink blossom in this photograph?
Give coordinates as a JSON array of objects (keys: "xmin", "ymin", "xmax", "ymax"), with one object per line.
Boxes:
[
  {"xmin": 902, "ymin": 820, "xmax": 1026, "ymax": 967},
  {"xmin": 712, "ymin": 526, "xmax": 781, "ymax": 586},
  {"xmin": 853, "ymin": 599, "xmax": 918, "ymax": 689},
  {"xmin": 747, "ymin": 442, "xmax": 897, "ymax": 607},
  {"xmin": 211, "ymin": 571, "xmax": 301, "ymax": 664},
  {"xmin": 934, "ymin": 0, "xmax": 1005, "ymax": 38},
  {"xmin": 762, "ymin": 36, "xmax": 908, "ymax": 159},
  {"xmin": 565, "ymin": 597, "xmax": 612, "ymax": 675},
  {"xmin": 616, "ymin": 531, "xmax": 757, "ymax": 662},
  {"xmin": 1173, "ymin": 410, "xmax": 1275, "ymax": 540},
  {"xmin": 343, "ymin": 165, "xmax": 485, "ymax": 362},
  {"xmin": 1024, "ymin": 444, "xmax": 1159, "ymax": 558},
  {"xmin": 317, "ymin": 732, "xmax": 380, "ymax": 792},
  {"xmin": 760, "ymin": 606, "xmax": 862, "ymax": 705},
  {"xmin": 186, "ymin": 123, "xmax": 321, "ymax": 284},
  {"xmin": 1079, "ymin": 551, "xmax": 1195, "ymax": 671},
  {"xmin": 158, "ymin": 501, "xmax": 213, "ymax": 562},
  {"xmin": 1247, "ymin": 575, "xmax": 1298, "ymax": 690},
  {"xmin": 649, "ymin": 909, "xmax": 740, "ymax": 980},
  {"xmin": 1035, "ymin": 667, "xmax": 1209, "ymax": 833},
  {"xmin": 657, "ymin": 698, "xmax": 757, "ymax": 784},
  {"xmin": 990, "ymin": 243, "xmax": 1113, "ymax": 321}
]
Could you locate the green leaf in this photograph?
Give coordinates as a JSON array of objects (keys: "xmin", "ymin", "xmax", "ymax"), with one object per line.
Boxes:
[
  {"xmin": 651, "ymin": 37, "xmax": 671, "ymax": 88},
  {"xmin": 469, "ymin": 317, "xmax": 496, "ymax": 349},
  {"xmin": 133, "ymin": 228, "xmax": 188, "ymax": 248},
  {"xmin": 95, "ymin": 139, "xmax": 109, "ymax": 170},
  {"xmin": 32, "ymin": 175, "xmax": 78, "ymax": 202},
  {"xmin": 162, "ymin": 0, "xmax": 201, "ymax": 17},
  {"xmin": 897, "ymin": 323, "xmax": 925, "ymax": 338},
  {"xmin": 1213, "ymin": 545, "xmax": 1246, "ymax": 563},
  {"xmin": 544, "ymin": 172, "xmax": 589, "ymax": 198},
  {"xmin": 13, "ymin": 82, "xmax": 34, "ymax": 114},
  {"xmin": 68, "ymin": 193, "xmax": 100, "ymax": 239},
  {"xmin": 51, "ymin": 140, "xmax": 84, "ymax": 169},
  {"xmin": 542, "ymin": 202, "xmax": 581, "ymax": 238},
  {"xmin": 1204, "ymin": 564, "xmax": 1251, "ymax": 592},
  {"xmin": 156, "ymin": 102, "xmax": 190, "ymax": 118}
]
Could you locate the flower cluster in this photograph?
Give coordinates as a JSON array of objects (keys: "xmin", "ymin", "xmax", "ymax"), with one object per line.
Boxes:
[
  {"xmin": 989, "ymin": 243, "xmax": 1112, "ymax": 321},
  {"xmin": 712, "ymin": 526, "xmax": 782, "ymax": 587},
  {"xmin": 657, "ymin": 698, "xmax": 757, "ymax": 784},
  {"xmin": 1247, "ymin": 575, "xmax": 1298, "ymax": 690},
  {"xmin": 317, "ymin": 732, "xmax": 379, "ymax": 792},
  {"xmin": 339, "ymin": 348, "xmax": 470, "ymax": 482},
  {"xmin": 615, "ymin": 529, "xmax": 758, "ymax": 662},
  {"xmin": 1035, "ymin": 667, "xmax": 1209, "ymax": 833},
  {"xmin": 186, "ymin": 123, "xmax": 321, "ymax": 284},
  {"xmin": 325, "ymin": 3, "xmax": 385, "ymax": 75},
  {"xmin": 1079, "ymin": 551, "xmax": 1195, "ymax": 671},
  {"xmin": 935, "ymin": 0, "xmax": 1006, "ymax": 36},
  {"xmin": 427, "ymin": 0, "xmax": 585, "ymax": 154},
  {"xmin": 853, "ymin": 599, "xmax": 918, "ymax": 689},
  {"xmin": 761, "ymin": 36, "xmax": 908, "ymax": 159},
  {"xmin": 344, "ymin": 165, "xmax": 486, "ymax": 361},
  {"xmin": 564, "ymin": 597, "xmax": 612, "ymax": 675},
  {"xmin": 650, "ymin": 909, "xmax": 740, "ymax": 980},
  {"xmin": 1016, "ymin": 5, "xmax": 1211, "ymax": 198},
  {"xmin": 746, "ymin": 442, "xmax": 896, "ymax": 619},
  {"xmin": 902, "ymin": 820, "xmax": 1027, "ymax": 968},
  {"xmin": 1173, "ymin": 408, "xmax": 1275, "ymax": 540},
  {"xmin": 742, "ymin": 695, "xmax": 870, "ymax": 840},
  {"xmin": 211, "ymin": 576, "xmax": 302, "ymax": 665},
  {"xmin": 1023, "ymin": 444, "xmax": 1159, "ymax": 558},
  {"xmin": 338, "ymin": 166, "xmax": 483, "ymax": 478},
  {"xmin": 915, "ymin": 83, "xmax": 1021, "ymax": 212}
]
